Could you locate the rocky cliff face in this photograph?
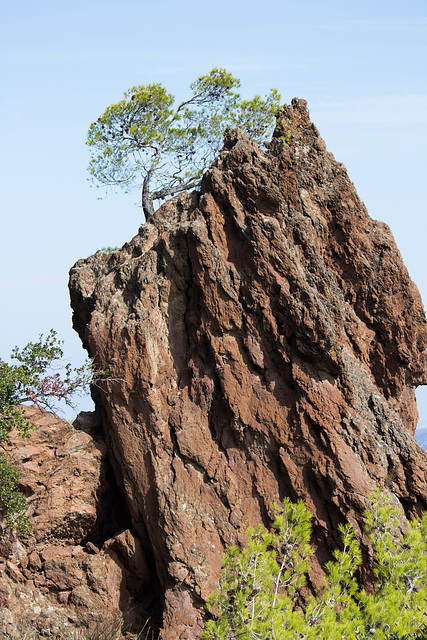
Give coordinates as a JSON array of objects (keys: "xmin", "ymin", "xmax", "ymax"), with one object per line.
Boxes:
[{"xmin": 69, "ymin": 99, "xmax": 427, "ymax": 639}]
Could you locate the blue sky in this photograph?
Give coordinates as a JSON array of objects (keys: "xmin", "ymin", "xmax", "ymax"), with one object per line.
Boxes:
[{"xmin": 1, "ymin": 0, "xmax": 426, "ymax": 424}]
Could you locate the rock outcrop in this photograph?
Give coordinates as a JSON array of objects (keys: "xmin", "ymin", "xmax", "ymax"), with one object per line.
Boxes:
[
  {"xmin": 69, "ymin": 99, "xmax": 427, "ymax": 639},
  {"xmin": 0, "ymin": 406, "xmax": 160, "ymax": 638}
]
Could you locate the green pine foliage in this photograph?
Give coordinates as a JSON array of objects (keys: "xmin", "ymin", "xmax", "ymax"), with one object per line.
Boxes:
[
  {"xmin": 203, "ymin": 491, "xmax": 427, "ymax": 639},
  {"xmin": 87, "ymin": 67, "xmax": 280, "ymax": 219}
]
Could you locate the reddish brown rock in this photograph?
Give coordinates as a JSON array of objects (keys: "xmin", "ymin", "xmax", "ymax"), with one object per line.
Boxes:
[
  {"xmin": 0, "ymin": 406, "xmax": 160, "ymax": 638},
  {"xmin": 69, "ymin": 99, "xmax": 427, "ymax": 638}
]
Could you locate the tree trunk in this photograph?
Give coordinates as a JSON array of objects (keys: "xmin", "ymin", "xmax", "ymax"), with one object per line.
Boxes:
[{"xmin": 142, "ymin": 184, "xmax": 154, "ymax": 220}]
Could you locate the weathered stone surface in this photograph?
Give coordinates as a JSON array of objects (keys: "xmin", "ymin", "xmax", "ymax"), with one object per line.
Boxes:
[
  {"xmin": 69, "ymin": 99, "xmax": 427, "ymax": 638},
  {"xmin": 0, "ymin": 406, "xmax": 159, "ymax": 638}
]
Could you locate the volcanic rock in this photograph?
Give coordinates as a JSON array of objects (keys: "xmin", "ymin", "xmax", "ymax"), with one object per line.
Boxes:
[{"xmin": 69, "ymin": 99, "xmax": 427, "ymax": 639}]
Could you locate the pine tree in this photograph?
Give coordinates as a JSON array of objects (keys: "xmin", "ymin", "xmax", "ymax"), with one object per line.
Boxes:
[{"xmin": 203, "ymin": 491, "xmax": 427, "ymax": 639}]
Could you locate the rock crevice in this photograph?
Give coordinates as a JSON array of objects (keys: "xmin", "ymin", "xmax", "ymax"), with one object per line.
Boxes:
[{"xmin": 0, "ymin": 407, "xmax": 162, "ymax": 637}]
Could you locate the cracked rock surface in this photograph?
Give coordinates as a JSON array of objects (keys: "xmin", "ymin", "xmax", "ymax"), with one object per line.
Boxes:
[{"xmin": 69, "ymin": 99, "xmax": 427, "ymax": 639}]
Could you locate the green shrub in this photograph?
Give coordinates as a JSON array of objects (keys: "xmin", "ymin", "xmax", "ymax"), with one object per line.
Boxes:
[
  {"xmin": 0, "ymin": 330, "xmax": 112, "ymax": 534},
  {"xmin": 100, "ymin": 246, "xmax": 118, "ymax": 254},
  {"xmin": 203, "ymin": 490, "xmax": 427, "ymax": 639}
]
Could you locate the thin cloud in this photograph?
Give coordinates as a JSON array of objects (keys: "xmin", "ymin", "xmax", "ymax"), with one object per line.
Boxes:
[
  {"xmin": 312, "ymin": 94, "xmax": 427, "ymax": 125},
  {"xmin": 305, "ymin": 17, "xmax": 427, "ymax": 32}
]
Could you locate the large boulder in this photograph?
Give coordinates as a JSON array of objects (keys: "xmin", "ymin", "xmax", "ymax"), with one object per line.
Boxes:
[{"xmin": 69, "ymin": 99, "xmax": 427, "ymax": 639}]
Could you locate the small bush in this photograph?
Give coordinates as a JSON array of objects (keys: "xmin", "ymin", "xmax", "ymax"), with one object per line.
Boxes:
[{"xmin": 0, "ymin": 331, "xmax": 115, "ymax": 533}]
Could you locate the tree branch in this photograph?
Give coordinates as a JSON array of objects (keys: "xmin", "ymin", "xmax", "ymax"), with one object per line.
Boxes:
[{"xmin": 151, "ymin": 176, "xmax": 202, "ymax": 201}]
